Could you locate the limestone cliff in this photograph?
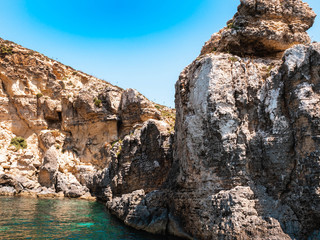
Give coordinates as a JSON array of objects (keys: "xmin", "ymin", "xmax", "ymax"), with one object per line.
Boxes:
[
  {"xmin": 0, "ymin": 38, "xmax": 175, "ymax": 201},
  {"xmin": 171, "ymin": 0, "xmax": 320, "ymax": 239},
  {"xmin": 97, "ymin": 0, "xmax": 320, "ymax": 239},
  {"xmin": 1, "ymin": 0, "xmax": 320, "ymax": 239}
]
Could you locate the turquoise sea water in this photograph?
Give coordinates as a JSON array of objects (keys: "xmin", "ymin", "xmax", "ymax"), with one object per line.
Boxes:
[{"xmin": 0, "ymin": 196, "xmax": 177, "ymax": 240}]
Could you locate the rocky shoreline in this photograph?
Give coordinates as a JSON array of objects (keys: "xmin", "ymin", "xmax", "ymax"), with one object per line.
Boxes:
[{"xmin": 1, "ymin": 0, "xmax": 320, "ymax": 239}]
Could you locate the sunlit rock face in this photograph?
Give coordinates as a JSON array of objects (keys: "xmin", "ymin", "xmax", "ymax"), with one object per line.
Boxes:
[
  {"xmin": 201, "ymin": 0, "xmax": 316, "ymax": 57},
  {"xmin": 0, "ymin": 0, "xmax": 320, "ymax": 239},
  {"xmin": 0, "ymin": 38, "xmax": 175, "ymax": 203},
  {"xmin": 173, "ymin": 42, "xmax": 320, "ymax": 239},
  {"xmin": 105, "ymin": 0, "xmax": 320, "ymax": 236},
  {"xmin": 169, "ymin": 0, "xmax": 320, "ymax": 238}
]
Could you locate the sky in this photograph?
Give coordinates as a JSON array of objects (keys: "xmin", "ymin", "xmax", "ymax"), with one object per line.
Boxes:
[{"xmin": 0, "ymin": 0, "xmax": 319, "ymax": 108}]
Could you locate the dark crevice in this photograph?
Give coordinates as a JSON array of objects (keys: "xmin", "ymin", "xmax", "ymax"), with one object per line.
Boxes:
[{"xmin": 279, "ymin": 67, "xmax": 298, "ymax": 200}]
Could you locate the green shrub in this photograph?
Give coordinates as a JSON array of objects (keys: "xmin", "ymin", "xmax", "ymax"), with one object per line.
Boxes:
[
  {"xmin": 116, "ymin": 145, "xmax": 122, "ymax": 157},
  {"xmin": 111, "ymin": 139, "xmax": 122, "ymax": 148},
  {"xmin": 10, "ymin": 137, "xmax": 27, "ymax": 150},
  {"xmin": 0, "ymin": 45, "xmax": 13, "ymax": 55},
  {"xmin": 154, "ymin": 104, "xmax": 161, "ymax": 110},
  {"xmin": 36, "ymin": 93, "xmax": 43, "ymax": 98},
  {"xmin": 229, "ymin": 57, "xmax": 238, "ymax": 62},
  {"xmin": 227, "ymin": 22, "xmax": 239, "ymax": 30},
  {"xmin": 94, "ymin": 97, "xmax": 102, "ymax": 107}
]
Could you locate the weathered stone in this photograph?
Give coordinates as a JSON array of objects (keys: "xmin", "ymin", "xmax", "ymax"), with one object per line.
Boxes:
[
  {"xmin": 119, "ymin": 89, "xmax": 161, "ymax": 137},
  {"xmin": 56, "ymin": 172, "xmax": 89, "ymax": 198},
  {"xmin": 38, "ymin": 146, "xmax": 58, "ymax": 188},
  {"xmin": 0, "ymin": 1, "xmax": 319, "ymax": 239},
  {"xmin": 39, "ymin": 131, "xmax": 56, "ymax": 150},
  {"xmin": 107, "ymin": 190, "xmax": 169, "ymax": 235},
  {"xmin": 0, "ymin": 186, "xmax": 16, "ymax": 196},
  {"xmin": 109, "ymin": 119, "xmax": 173, "ymax": 196},
  {"xmin": 201, "ymin": 0, "xmax": 316, "ymax": 57},
  {"xmin": 0, "ymin": 37, "xmax": 176, "ymax": 240},
  {"xmin": 171, "ymin": 42, "xmax": 320, "ymax": 239},
  {"xmin": 43, "ymin": 99, "xmax": 61, "ymax": 121},
  {"xmin": 0, "ymin": 174, "xmax": 23, "ymax": 192}
]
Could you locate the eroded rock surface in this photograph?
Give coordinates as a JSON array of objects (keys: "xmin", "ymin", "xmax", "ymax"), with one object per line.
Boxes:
[
  {"xmin": 103, "ymin": 0, "xmax": 320, "ymax": 239},
  {"xmin": 201, "ymin": 0, "xmax": 316, "ymax": 57},
  {"xmin": 170, "ymin": 24, "xmax": 320, "ymax": 240},
  {"xmin": 0, "ymin": 38, "xmax": 175, "ymax": 203},
  {"xmin": 0, "ymin": 0, "xmax": 319, "ymax": 239}
]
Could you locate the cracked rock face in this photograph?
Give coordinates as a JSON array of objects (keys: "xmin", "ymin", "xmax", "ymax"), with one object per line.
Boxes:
[
  {"xmin": 0, "ymin": 38, "xmax": 174, "ymax": 203},
  {"xmin": 0, "ymin": 0, "xmax": 319, "ymax": 239},
  {"xmin": 201, "ymin": 0, "xmax": 316, "ymax": 57},
  {"xmin": 173, "ymin": 43, "xmax": 320, "ymax": 239}
]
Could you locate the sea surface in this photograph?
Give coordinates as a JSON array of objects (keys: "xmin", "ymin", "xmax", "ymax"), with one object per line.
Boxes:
[{"xmin": 0, "ymin": 196, "xmax": 177, "ymax": 240}]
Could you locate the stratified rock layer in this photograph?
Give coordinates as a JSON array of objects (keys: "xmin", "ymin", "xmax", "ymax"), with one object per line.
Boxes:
[
  {"xmin": 0, "ymin": 0, "xmax": 319, "ymax": 239},
  {"xmin": 0, "ymin": 38, "xmax": 175, "ymax": 203}
]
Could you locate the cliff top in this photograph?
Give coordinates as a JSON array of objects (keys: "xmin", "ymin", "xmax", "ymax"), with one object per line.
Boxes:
[{"xmin": 201, "ymin": 0, "xmax": 316, "ymax": 57}]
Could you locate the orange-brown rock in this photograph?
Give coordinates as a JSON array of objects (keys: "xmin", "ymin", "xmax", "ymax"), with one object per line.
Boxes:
[
  {"xmin": 201, "ymin": 0, "xmax": 316, "ymax": 57},
  {"xmin": 0, "ymin": 38, "xmax": 174, "ymax": 204}
]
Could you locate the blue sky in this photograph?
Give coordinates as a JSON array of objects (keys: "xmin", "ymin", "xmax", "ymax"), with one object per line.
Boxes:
[{"xmin": 0, "ymin": 0, "xmax": 319, "ymax": 107}]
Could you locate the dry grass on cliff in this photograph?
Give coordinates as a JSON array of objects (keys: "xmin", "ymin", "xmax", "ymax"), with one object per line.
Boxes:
[{"xmin": 154, "ymin": 104, "xmax": 175, "ymax": 132}]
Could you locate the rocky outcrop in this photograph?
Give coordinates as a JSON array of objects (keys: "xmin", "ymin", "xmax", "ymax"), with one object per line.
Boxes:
[
  {"xmin": 201, "ymin": 0, "xmax": 316, "ymax": 57},
  {"xmin": 109, "ymin": 120, "xmax": 173, "ymax": 195},
  {"xmin": 97, "ymin": 0, "xmax": 320, "ymax": 239},
  {"xmin": 0, "ymin": 38, "xmax": 175, "ymax": 201},
  {"xmin": 88, "ymin": 119, "xmax": 175, "ymax": 234},
  {"xmin": 38, "ymin": 146, "xmax": 58, "ymax": 188},
  {"xmin": 0, "ymin": 0, "xmax": 319, "ymax": 239},
  {"xmin": 169, "ymin": 0, "xmax": 319, "ymax": 239},
  {"xmin": 172, "ymin": 43, "xmax": 320, "ymax": 239}
]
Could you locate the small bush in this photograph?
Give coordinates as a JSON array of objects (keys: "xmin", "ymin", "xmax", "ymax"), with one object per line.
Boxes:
[
  {"xmin": 94, "ymin": 97, "xmax": 102, "ymax": 107},
  {"xmin": 116, "ymin": 145, "xmax": 122, "ymax": 157},
  {"xmin": 0, "ymin": 45, "xmax": 13, "ymax": 56},
  {"xmin": 10, "ymin": 137, "xmax": 27, "ymax": 150},
  {"xmin": 155, "ymin": 104, "xmax": 161, "ymax": 110},
  {"xmin": 229, "ymin": 57, "xmax": 238, "ymax": 62},
  {"xmin": 111, "ymin": 139, "xmax": 122, "ymax": 148},
  {"xmin": 267, "ymin": 64, "xmax": 274, "ymax": 72},
  {"xmin": 36, "ymin": 93, "xmax": 43, "ymax": 98},
  {"xmin": 227, "ymin": 22, "xmax": 239, "ymax": 30}
]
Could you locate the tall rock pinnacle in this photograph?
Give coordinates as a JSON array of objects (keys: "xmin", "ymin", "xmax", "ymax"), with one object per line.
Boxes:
[{"xmin": 201, "ymin": 0, "xmax": 316, "ymax": 57}]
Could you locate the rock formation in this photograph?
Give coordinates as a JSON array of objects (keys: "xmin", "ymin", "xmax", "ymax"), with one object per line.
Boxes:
[
  {"xmin": 172, "ymin": 42, "xmax": 320, "ymax": 239},
  {"xmin": 0, "ymin": 38, "xmax": 175, "ymax": 201},
  {"xmin": 0, "ymin": 0, "xmax": 320, "ymax": 239},
  {"xmin": 170, "ymin": 0, "xmax": 319, "ymax": 239},
  {"xmin": 201, "ymin": 0, "xmax": 316, "ymax": 57}
]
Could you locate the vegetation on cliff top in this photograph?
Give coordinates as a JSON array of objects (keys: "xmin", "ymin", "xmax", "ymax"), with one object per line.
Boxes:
[{"xmin": 154, "ymin": 104, "xmax": 175, "ymax": 132}]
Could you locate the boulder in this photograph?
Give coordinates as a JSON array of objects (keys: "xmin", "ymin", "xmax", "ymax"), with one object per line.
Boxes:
[{"xmin": 201, "ymin": 0, "xmax": 316, "ymax": 57}]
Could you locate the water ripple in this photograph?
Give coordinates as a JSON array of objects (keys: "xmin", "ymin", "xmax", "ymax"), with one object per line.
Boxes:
[{"xmin": 0, "ymin": 196, "xmax": 176, "ymax": 240}]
